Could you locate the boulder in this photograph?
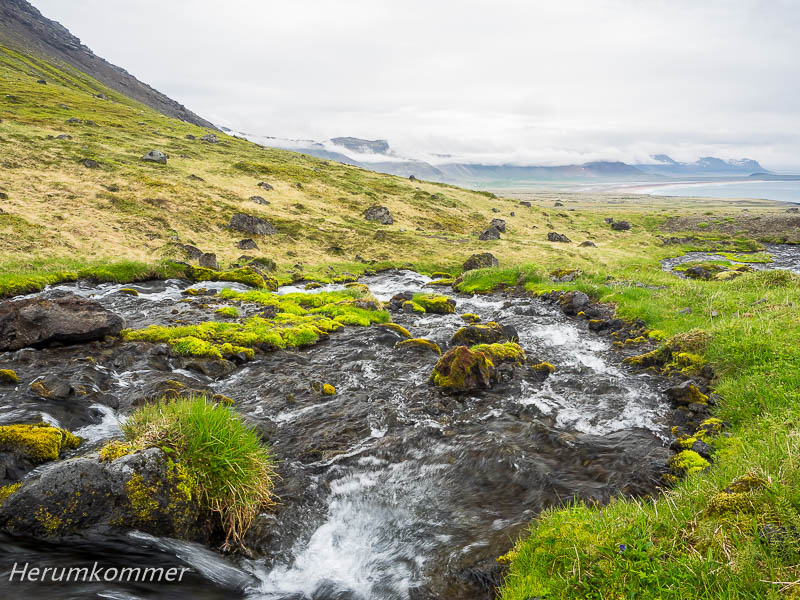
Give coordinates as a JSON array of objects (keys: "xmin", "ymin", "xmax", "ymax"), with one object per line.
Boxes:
[
  {"xmin": 559, "ymin": 291, "xmax": 590, "ymax": 315},
  {"xmin": 0, "ymin": 448, "xmax": 201, "ymax": 542},
  {"xmin": 489, "ymin": 218, "xmax": 506, "ymax": 233},
  {"xmin": 176, "ymin": 243, "xmax": 203, "ymax": 260},
  {"xmin": 250, "ymin": 195, "xmax": 270, "ymax": 205},
  {"xmin": 141, "ymin": 150, "xmax": 168, "ymax": 164},
  {"xmin": 611, "ymin": 221, "xmax": 631, "ymax": 231},
  {"xmin": 554, "ymin": 201, "xmax": 564, "ymax": 206},
  {"xmin": 238, "ymin": 239, "xmax": 259, "ymax": 250},
  {"xmin": 364, "ymin": 205, "xmax": 393, "ymax": 225},
  {"xmin": 257, "ymin": 182, "xmax": 274, "ymax": 191},
  {"xmin": 547, "ymin": 232, "xmax": 571, "ymax": 243},
  {"xmin": 580, "ymin": 240, "xmax": 597, "ymax": 247},
  {"xmin": 185, "ymin": 134, "xmax": 196, "ymax": 140},
  {"xmin": 520, "ymin": 201, "xmax": 531, "ymax": 207},
  {"xmin": 604, "ymin": 217, "xmax": 614, "ymax": 224},
  {"xmin": 409, "ymin": 175, "xmax": 416, "ymax": 181},
  {"xmin": 685, "ymin": 266, "xmax": 716, "ymax": 280},
  {"xmin": 479, "ymin": 226, "xmax": 501, "ymax": 240},
  {"xmin": 200, "ymin": 133, "xmax": 219, "ymax": 143},
  {"xmin": 198, "ymin": 253, "xmax": 219, "ymax": 270},
  {"xmin": 429, "ymin": 346, "xmax": 497, "ymax": 393},
  {"xmin": 81, "ymin": 158, "xmax": 99, "ymax": 169},
  {"xmin": 0, "ymin": 292, "xmax": 124, "ymax": 351},
  {"xmin": 463, "ymin": 252, "xmax": 498, "ymax": 271},
  {"xmin": 451, "ymin": 322, "xmax": 506, "ymax": 346},
  {"xmin": 229, "ymin": 213, "xmax": 276, "ymax": 236}
]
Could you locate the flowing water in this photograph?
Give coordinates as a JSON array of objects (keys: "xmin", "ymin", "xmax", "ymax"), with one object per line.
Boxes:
[
  {"xmin": 0, "ymin": 271, "xmax": 674, "ymax": 599},
  {"xmin": 661, "ymin": 243, "xmax": 800, "ymax": 276}
]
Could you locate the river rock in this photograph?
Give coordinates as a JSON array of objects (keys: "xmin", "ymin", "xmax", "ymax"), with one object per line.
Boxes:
[
  {"xmin": 489, "ymin": 218, "xmax": 506, "ymax": 233},
  {"xmin": 141, "ymin": 150, "xmax": 168, "ymax": 164},
  {"xmin": 478, "ymin": 226, "xmax": 501, "ymax": 240},
  {"xmin": 611, "ymin": 220, "xmax": 631, "ymax": 231},
  {"xmin": 559, "ymin": 290, "xmax": 590, "ymax": 315},
  {"xmin": 0, "ymin": 448, "xmax": 202, "ymax": 542},
  {"xmin": 463, "ymin": 253, "xmax": 498, "ymax": 271},
  {"xmin": 429, "ymin": 346, "xmax": 497, "ymax": 393},
  {"xmin": 198, "ymin": 253, "xmax": 219, "ymax": 270},
  {"xmin": 229, "ymin": 213, "xmax": 276, "ymax": 236},
  {"xmin": 547, "ymin": 232, "xmax": 571, "ymax": 243},
  {"xmin": 451, "ymin": 322, "xmax": 506, "ymax": 346},
  {"xmin": 364, "ymin": 205, "xmax": 393, "ymax": 225},
  {"xmin": 0, "ymin": 292, "xmax": 124, "ymax": 351}
]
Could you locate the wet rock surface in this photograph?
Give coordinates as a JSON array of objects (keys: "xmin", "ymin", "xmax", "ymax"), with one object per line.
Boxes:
[{"xmin": 0, "ymin": 271, "xmax": 674, "ymax": 600}]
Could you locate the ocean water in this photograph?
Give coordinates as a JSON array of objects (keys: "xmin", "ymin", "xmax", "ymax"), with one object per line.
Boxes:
[{"xmin": 633, "ymin": 179, "xmax": 800, "ymax": 203}]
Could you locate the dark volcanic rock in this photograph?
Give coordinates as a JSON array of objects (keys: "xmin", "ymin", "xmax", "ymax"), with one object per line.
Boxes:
[
  {"xmin": 580, "ymin": 240, "xmax": 597, "ymax": 247},
  {"xmin": 364, "ymin": 205, "xmax": 393, "ymax": 225},
  {"xmin": 489, "ymin": 218, "xmax": 506, "ymax": 233},
  {"xmin": 547, "ymin": 232, "xmax": 571, "ymax": 243},
  {"xmin": 176, "ymin": 243, "xmax": 203, "ymax": 260},
  {"xmin": 257, "ymin": 182, "xmax": 274, "ymax": 191},
  {"xmin": 611, "ymin": 221, "xmax": 631, "ymax": 231},
  {"xmin": 238, "ymin": 238, "xmax": 259, "ymax": 250},
  {"xmin": 463, "ymin": 253, "xmax": 498, "ymax": 271},
  {"xmin": 0, "ymin": 448, "xmax": 202, "ymax": 542},
  {"xmin": 559, "ymin": 291, "xmax": 590, "ymax": 315},
  {"xmin": 250, "ymin": 195, "xmax": 270, "ymax": 205},
  {"xmin": 0, "ymin": 292, "xmax": 124, "ymax": 351},
  {"xmin": 81, "ymin": 158, "xmax": 99, "ymax": 169},
  {"xmin": 229, "ymin": 213, "xmax": 276, "ymax": 236},
  {"xmin": 429, "ymin": 346, "xmax": 497, "ymax": 393},
  {"xmin": 478, "ymin": 226, "xmax": 501, "ymax": 241},
  {"xmin": 200, "ymin": 133, "xmax": 219, "ymax": 143},
  {"xmin": 198, "ymin": 252, "xmax": 219, "ymax": 270}
]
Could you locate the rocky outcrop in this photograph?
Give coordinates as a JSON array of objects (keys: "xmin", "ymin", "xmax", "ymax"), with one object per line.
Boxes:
[
  {"xmin": 250, "ymin": 196, "xmax": 270, "ymax": 205},
  {"xmin": 463, "ymin": 253, "xmax": 498, "ymax": 271},
  {"xmin": 229, "ymin": 213, "xmax": 276, "ymax": 236},
  {"xmin": 364, "ymin": 206, "xmax": 393, "ymax": 225},
  {"xmin": 198, "ymin": 253, "xmax": 219, "ymax": 270},
  {"xmin": 489, "ymin": 218, "xmax": 506, "ymax": 233},
  {"xmin": 0, "ymin": 0, "xmax": 215, "ymax": 129},
  {"xmin": 238, "ymin": 239, "xmax": 258, "ymax": 250},
  {"xmin": 611, "ymin": 221, "xmax": 631, "ymax": 231},
  {"xmin": 547, "ymin": 232, "xmax": 571, "ymax": 243},
  {"xmin": 0, "ymin": 292, "xmax": 124, "ymax": 351},
  {"xmin": 0, "ymin": 448, "xmax": 202, "ymax": 542}
]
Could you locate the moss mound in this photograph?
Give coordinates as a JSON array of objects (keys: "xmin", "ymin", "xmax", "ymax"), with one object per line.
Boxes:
[
  {"xmin": 412, "ymin": 293, "xmax": 455, "ymax": 314},
  {"xmin": 451, "ymin": 321, "xmax": 505, "ymax": 345},
  {"xmin": 0, "ymin": 369, "xmax": 19, "ymax": 384},
  {"xmin": 429, "ymin": 346, "xmax": 496, "ymax": 392},
  {"xmin": 395, "ymin": 338, "xmax": 442, "ymax": 355},
  {"xmin": 471, "ymin": 342, "xmax": 525, "ymax": 365},
  {"xmin": 0, "ymin": 423, "xmax": 81, "ymax": 464}
]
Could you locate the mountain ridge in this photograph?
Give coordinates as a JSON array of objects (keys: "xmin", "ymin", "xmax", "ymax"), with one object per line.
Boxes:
[{"xmin": 0, "ymin": 0, "xmax": 216, "ymax": 129}]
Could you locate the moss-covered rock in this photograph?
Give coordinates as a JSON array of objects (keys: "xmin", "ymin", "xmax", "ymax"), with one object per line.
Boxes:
[
  {"xmin": 531, "ymin": 362, "xmax": 556, "ymax": 379},
  {"xmin": 378, "ymin": 323, "xmax": 412, "ymax": 338},
  {"xmin": 0, "ymin": 483, "xmax": 21, "ymax": 507},
  {"xmin": 429, "ymin": 346, "xmax": 496, "ymax": 392},
  {"xmin": 322, "ymin": 384, "xmax": 336, "ymax": 396},
  {"xmin": 183, "ymin": 264, "xmax": 277, "ymax": 291},
  {"xmin": 412, "ymin": 294, "xmax": 456, "ymax": 314},
  {"xmin": 0, "ymin": 423, "xmax": 81, "ymax": 464},
  {"xmin": 471, "ymin": 342, "xmax": 525, "ymax": 365},
  {"xmin": 395, "ymin": 338, "xmax": 442, "ymax": 355},
  {"xmin": 402, "ymin": 300, "xmax": 426, "ymax": 313},
  {"xmin": 0, "ymin": 369, "xmax": 18, "ymax": 384},
  {"xmin": 670, "ymin": 450, "xmax": 710, "ymax": 475},
  {"xmin": 460, "ymin": 313, "xmax": 481, "ymax": 323},
  {"xmin": 119, "ymin": 287, "xmax": 139, "ymax": 296},
  {"xmin": 451, "ymin": 321, "xmax": 505, "ymax": 346}
]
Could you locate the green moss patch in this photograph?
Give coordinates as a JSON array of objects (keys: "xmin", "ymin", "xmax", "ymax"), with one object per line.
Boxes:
[{"xmin": 0, "ymin": 423, "xmax": 81, "ymax": 464}]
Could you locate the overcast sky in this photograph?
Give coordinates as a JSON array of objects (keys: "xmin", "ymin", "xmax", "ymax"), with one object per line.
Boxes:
[{"xmin": 33, "ymin": 0, "xmax": 800, "ymax": 170}]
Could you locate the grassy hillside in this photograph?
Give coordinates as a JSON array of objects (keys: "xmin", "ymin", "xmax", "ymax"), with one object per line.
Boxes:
[{"xmin": 3, "ymin": 43, "xmax": 800, "ymax": 599}]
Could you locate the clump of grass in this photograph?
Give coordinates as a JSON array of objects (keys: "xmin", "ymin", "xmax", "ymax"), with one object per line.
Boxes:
[
  {"xmin": 215, "ymin": 305, "xmax": 238, "ymax": 318},
  {"xmin": 121, "ymin": 395, "xmax": 277, "ymax": 549}
]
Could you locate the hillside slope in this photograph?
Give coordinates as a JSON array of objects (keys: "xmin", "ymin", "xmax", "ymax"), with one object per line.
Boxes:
[{"xmin": 0, "ymin": 0, "xmax": 215, "ymax": 128}]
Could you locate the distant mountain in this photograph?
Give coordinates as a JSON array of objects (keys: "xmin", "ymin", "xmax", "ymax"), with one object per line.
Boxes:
[
  {"xmin": 330, "ymin": 137, "xmax": 391, "ymax": 154},
  {"xmin": 635, "ymin": 155, "xmax": 767, "ymax": 177},
  {"xmin": 0, "ymin": 0, "xmax": 215, "ymax": 129}
]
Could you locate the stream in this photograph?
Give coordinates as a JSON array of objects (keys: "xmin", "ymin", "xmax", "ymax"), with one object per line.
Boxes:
[
  {"xmin": 0, "ymin": 270, "xmax": 674, "ymax": 599},
  {"xmin": 660, "ymin": 242, "xmax": 800, "ymax": 276}
]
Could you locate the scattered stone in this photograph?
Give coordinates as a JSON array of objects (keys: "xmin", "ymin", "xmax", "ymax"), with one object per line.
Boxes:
[
  {"xmin": 489, "ymin": 218, "xmax": 506, "ymax": 233},
  {"xmin": 0, "ymin": 292, "xmax": 124, "ymax": 351},
  {"xmin": 611, "ymin": 221, "xmax": 631, "ymax": 231},
  {"xmin": 36, "ymin": 79, "xmax": 46, "ymax": 84},
  {"xmin": 229, "ymin": 213, "xmax": 276, "ymax": 236},
  {"xmin": 409, "ymin": 175, "xmax": 416, "ymax": 181},
  {"xmin": 491, "ymin": 208, "xmax": 499, "ymax": 213},
  {"xmin": 451, "ymin": 322, "xmax": 505, "ymax": 346},
  {"xmin": 678, "ymin": 307, "xmax": 692, "ymax": 314},
  {"xmin": 185, "ymin": 134, "xmax": 196, "ymax": 140},
  {"xmin": 463, "ymin": 253, "xmax": 498, "ymax": 271},
  {"xmin": 685, "ymin": 266, "xmax": 715, "ymax": 280},
  {"xmin": 141, "ymin": 150, "xmax": 168, "ymax": 164},
  {"xmin": 510, "ymin": 211, "xmax": 515, "ymax": 216},
  {"xmin": 547, "ymin": 232, "xmax": 571, "ymax": 243},
  {"xmin": 66, "ymin": 118, "xmax": 81, "ymax": 124},
  {"xmin": 665, "ymin": 381, "xmax": 709, "ymax": 407},
  {"xmin": 787, "ymin": 207, "xmax": 799, "ymax": 213},
  {"xmin": 520, "ymin": 201, "xmax": 531, "ymax": 207},
  {"xmin": 604, "ymin": 217, "xmax": 614, "ymax": 224},
  {"xmin": 250, "ymin": 196, "xmax": 270, "ymax": 205},
  {"xmin": 198, "ymin": 253, "xmax": 219, "ymax": 270},
  {"xmin": 176, "ymin": 243, "xmax": 203, "ymax": 260},
  {"xmin": 479, "ymin": 226, "xmax": 501, "ymax": 241},
  {"xmin": 56, "ymin": 134, "xmax": 71, "ymax": 140},
  {"xmin": 238, "ymin": 239, "xmax": 258, "ymax": 250},
  {"xmin": 364, "ymin": 205, "xmax": 394, "ymax": 225},
  {"xmin": 81, "ymin": 158, "xmax": 99, "ymax": 169},
  {"xmin": 200, "ymin": 133, "xmax": 219, "ymax": 143},
  {"xmin": 579, "ymin": 240, "xmax": 597, "ymax": 247},
  {"xmin": 187, "ymin": 174, "xmax": 204, "ymax": 181},
  {"xmin": 257, "ymin": 182, "xmax": 273, "ymax": 191},
  {"xmin": 554, "ymin": 201, "xmax": 563, "ymax": 206}
]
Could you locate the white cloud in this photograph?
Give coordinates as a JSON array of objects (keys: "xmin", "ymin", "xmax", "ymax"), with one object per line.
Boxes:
[{"xmin": 32, "ymin": 0, "xmax": 800, "ymax": 170}]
